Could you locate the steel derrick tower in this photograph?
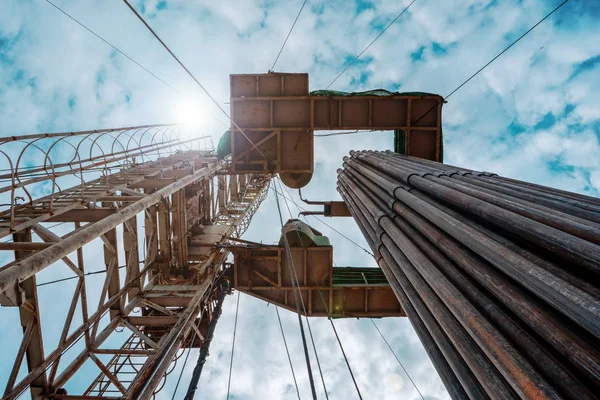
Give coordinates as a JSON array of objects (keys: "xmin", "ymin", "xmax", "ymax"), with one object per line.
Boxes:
[
  {"xmin": 0, "ymin": 125, "xmax": 272, "ymax": 399},
  {"xmin": 0, "ymin": 72, "xmax": 598, "ymax": 400}
]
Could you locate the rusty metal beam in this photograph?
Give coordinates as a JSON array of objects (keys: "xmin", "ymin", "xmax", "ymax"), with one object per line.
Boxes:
[
  {"xmin": 92, "ymin": 348, "xmax": 156, "ymax": 356},
  {"xmin": 12, "ymin": 230, "xmax": 47, "ymax": 398},
  {"xmin": 32, "ymin": 224, "xmax": 83, "ymax": 278},
  {"xmin": 53, "ymin": 318, "xmax": 122, "ymax": 392},
  {"xmin": 0, "ymin": 242, "xmax": 51, "ymax": 251},
  {"xmin": 48, "ymin": 278, "xmax": 84, "ymax": 386},
  {"xmin": 1, "ymin": 148, "xmax": 273, "ymax": 399},
  {"xmin": 232, "ymin": 244, "xmax": 403, "ymax": 318},
  {"xmin": 101, "ymin": 224, "xmax": 120, "ymax": 320},
  {"xmin": 125, "ymin": 277, "xmax": 212, "ymax": 399},
  {"xmin": 157, "ymin": 199, "xmax": 171, "ymax": 276},
  {"xmin": 0, "ymin": 149, "xmax": 210, "ymax": 239},
  {"xmin": 123, "ymin": 216, "xmax": 141, "ymax": 301},
  {"xmin": 74, "ymin": 222, "xmax": 91, "ymax": 349},
  {"xmin": 2, "ymin": 264, "xmax": 154, "ymax": 399},
  {"xmin": 228, "ymin": 73, "xmax": 443, "ymax": 185},
  {"xmin": 171, "ymin": 189, "xmax": 187, "ymax": 269},
  {"xmin": 0, "ymin": 162, "xmax": 221, "ymax": 297},
  {"xmin": 47, "ymin": 209, "xmax": 116, "ymax": 223},
  {"xmin": 3, "ymin": 319, "xmax": 35, "ymax": 397},
  {"xmin": 122, "ymin": 319, "xmax": 158, "ymax": 349},
  {"xmin": 88, "ymin": 352, "xmax": 127, "ymax": 395}
]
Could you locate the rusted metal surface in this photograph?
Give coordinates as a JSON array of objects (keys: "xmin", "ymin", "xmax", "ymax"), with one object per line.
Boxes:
[
  {"xmin": 0, "ymin": 124, "xmax": 208, "ymax": 235},
  {"xmin": 232, "ymin": 244, "xmax": 403, "ymax": 318},
  {"xmin": 0, "ymin": 157, "xmax": 221, "ymax": 298},
  {"xmin": 4, "ymin": 230, "xmax": 47, "ymax": 399},
  {"xmin": 228, "ymin": 73, "xmax": 443, "ymax": 188},
  {"xmin": 0, "ymin": 125, "xmax": 272, "ymax": 399},
  {"xmin": 298, "ymin": 188, "xmax": 352, "ymax": 217},
  {"xmin": 340, "ymin": 174, "xmax": 520, "ymax": 399},
  {"xmin": 338, "ymin": 150, "xmax": 600, "ymax": 400},
  {"xmin": 341, "ymin": 192, "xmax": 471, "ymax": 399}
]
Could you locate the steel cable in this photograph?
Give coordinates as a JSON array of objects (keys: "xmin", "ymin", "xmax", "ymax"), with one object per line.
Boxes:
[
  {"xmin": 226, "ymin": 290, "xmax": 241, "ymax": 399},
  {"xmin": 273, "ymin": 180, "xmax": 318, "ymax": 400},
  {"xmin": 171, "ymin": 325, "xmax": 198, "ymax": 399},
  {"xmin": 412, "ymin": 0, "xmax": 570, "ymax": 126},
  {"xmin": 268, "ymin": 184, "xmax": 373, "ymax": 257},
  {"xmin": 37, "ymin": 265, "xmax": 128, "ymax": 287},
  {"xmin": 275, "ymin": 305, "xmax": 302, "ymax": 400},
  {"xmin": 277, "ymin": 178, "xmax": 329, "ymax": 400},
  {"xmin": 371, "ymin": 319, "xmax": 425, "ymax": 400},
  {"xmin": 121, "ymin": 0, "xmax": 270, "ymax": 164},
  {"xmin": 326, "ymin": 0, "xmax": 418, "ymax": 89},
  {"xmin": 270, "ymin": 0, "xmax": 309, "ymax": 71},
  {"xmin": 279, "ymin": 181, "xmax": 363, "ymax": 400},
  {"xmin": 45, "ymin": 0, "xmax": 179, "ymax": 93}
]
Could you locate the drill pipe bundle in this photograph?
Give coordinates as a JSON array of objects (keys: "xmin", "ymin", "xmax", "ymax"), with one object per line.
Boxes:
[{"xmin": 337, "ymin": 150, "xmax": 600, "ymax": 400}]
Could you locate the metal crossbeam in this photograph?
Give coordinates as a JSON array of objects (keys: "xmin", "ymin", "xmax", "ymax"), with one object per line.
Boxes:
[{"xmin": 0, "ymin": 126, "xmax": 271, "ymax": 399}]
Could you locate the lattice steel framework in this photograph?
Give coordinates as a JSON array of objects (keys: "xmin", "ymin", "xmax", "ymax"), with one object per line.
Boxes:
[{"xmin": 0, "ymin": 125, "xmax": 271, "ymax": 400}]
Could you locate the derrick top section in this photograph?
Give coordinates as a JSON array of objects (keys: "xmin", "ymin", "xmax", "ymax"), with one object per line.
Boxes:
[{"xmin": 227, "ymin": 72, "xmax": 444, "ymax": 188}]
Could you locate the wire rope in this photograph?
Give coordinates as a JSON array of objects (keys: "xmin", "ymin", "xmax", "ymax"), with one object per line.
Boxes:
[
  {"xmin": 226, "ymin": 290, "xmax": 241, "ymax": 399},
  {"xmin": 275, "ymin": 305, "xmax": 302, "ymax": 400},
  {"xmin": 329, "ymin": 318, "xmax": 363, "ymax": 399},
  {"xmin": 45, "ymin": 0, "xmax": 178, "ymax": 93},
  {"xmin": 270, "ymin": 0, "xmax": 309, "ymax": 71},
  {"xmin": 8, "ymin": 307, "xmax": 110, "ymax": 400},
  {"xmin": 326, "ymin": 0, "xmax": 418, "ymax": 89},
  {"xmin": 171, "ymin": 327, "xmax": 198, "ymax": 400},
  {"xmin": 279, "ymin": 180, "xmax": 363, "ymax": 400},
  {"xmin": 121, "ymin": 0, "xmax": 270, "ymax": 163},
  {"xmin": 412, "ymin": 0, "xmax": 570, "ymax": 126},
  {"xmin": 273, "ymin": 180, "xmax": 318, "ymax": 400},
  {"xmin": 371, "ymin": 319, "xmax": 425, "ymax": 400},
  {"xmin": 276, "ymin": 178, "xmax": 329, "ymax": 400},
  {"xmin": 37, "ymin": 265, "xmax": 128, "ymax": 287},
  {"xmin": 268, "ymin": 184, "xmax": 373, "ymax": 257}
]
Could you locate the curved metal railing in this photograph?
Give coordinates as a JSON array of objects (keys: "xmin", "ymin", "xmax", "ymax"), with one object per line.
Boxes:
[{"xmin": 0, "ymin": 124, "xmax": 212, "ymax": 233}]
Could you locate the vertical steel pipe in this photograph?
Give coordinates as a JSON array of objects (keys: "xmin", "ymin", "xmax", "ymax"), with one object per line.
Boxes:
[
  {"xmin": 338, "ymin": 151, "xmax": 600, "ymax": 400},
  {"xmin": 339, "ymin": 184, "xmax": 473, "ymax": 400}
]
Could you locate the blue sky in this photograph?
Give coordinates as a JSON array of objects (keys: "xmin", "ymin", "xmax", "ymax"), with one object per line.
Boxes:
[{"xmin": 0, "ymin": 0, "xmax": 599, "ymax": 399}]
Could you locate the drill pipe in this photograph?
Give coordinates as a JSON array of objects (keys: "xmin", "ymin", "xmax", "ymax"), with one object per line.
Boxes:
[
  {"xmin": 337, "ymin": 151, "xmax": 600, "ymax": 400},
  {"xmin": 344, "ymin": 154, "xmax": 600, "ymax": 338},
  {"xmin": 342, "ymin": 167, "xmax": 596, "ymax": 399},
  {"xmin": 342, "ymin": 161, "xmax": 600, "ymax": 383},
  {"xmin": 338, "ymin": 187, "xmax": 474, "ymax": 399},
  {"xmin": 339, "ymin": 174, "xmax": 527, "ymax": 400},
  {"xmin": 352, "ymin": 151, "xmax": 600, "ymax": 274}
]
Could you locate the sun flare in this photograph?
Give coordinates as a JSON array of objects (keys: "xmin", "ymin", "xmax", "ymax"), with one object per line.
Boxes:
[{"xmin": 173, "ymin": 98, "xmax": 208, "ymax": 125}]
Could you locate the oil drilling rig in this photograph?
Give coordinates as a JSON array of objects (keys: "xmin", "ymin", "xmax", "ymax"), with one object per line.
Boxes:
[{"xmin": 0, "ymin": 72, "xmax": 599, "ymax": 400}]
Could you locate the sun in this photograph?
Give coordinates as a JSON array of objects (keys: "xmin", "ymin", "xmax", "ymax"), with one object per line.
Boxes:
[{"xmin": 173, "ymin": 97, "xmax": 209, "ymax": 125}]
